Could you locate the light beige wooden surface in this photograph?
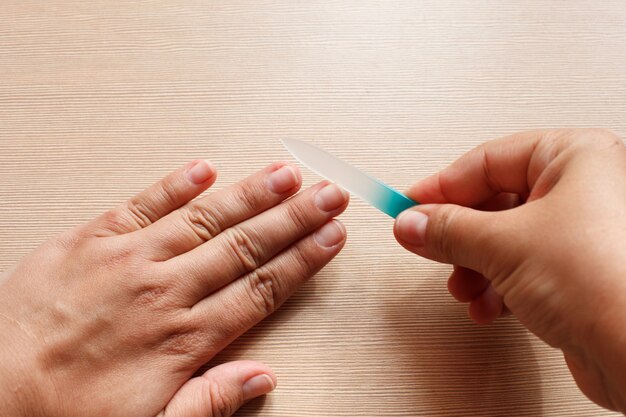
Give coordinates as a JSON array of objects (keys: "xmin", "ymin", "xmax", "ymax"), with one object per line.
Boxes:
[{"xmin": 1, "ymin": 1, "xmax": 625, "ymax": 416}]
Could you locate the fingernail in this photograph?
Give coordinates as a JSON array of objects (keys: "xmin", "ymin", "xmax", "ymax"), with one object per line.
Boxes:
[
  {"xmin": 186, "ymin": 160, "xmax": 215, "ymax": 184},
  {"xmin": 267, "ymin": 165, "xmax": 299, "ymax": 193},
  {"xmin": 314, "ymin": 220, "xmax": 345, "ymax": 248},
  {"xmin": 314, "ymin": 183, "xmax": 348, "ymax": 212},
  {"xmin": 396, "ymin": 210, "xmax": 428, "ymax": 246},
  {"xmin": 242, "ymin": 374, "xmax": 275, "ymax": 401}
]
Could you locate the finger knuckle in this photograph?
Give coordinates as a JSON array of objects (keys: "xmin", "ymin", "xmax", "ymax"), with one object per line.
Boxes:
[
  {"xmin": 539, "ymin": 129, "xmax": 575, "ymax": 153},
  {"xmin": 225, "ymin": 227, "xmax": 263, "ymax": 272},
  {"xmin": 125, "ymin": 197, "xmax": 157, "ymax": 228},
  {"xmin": 478, "ymin": 144, "xmax": 502, "ymax": 193},
  {"xmin": 584, "ymin": 128, "xmax": 623, "ymax": 147},
  {"xmin": 184, "ymin": 203, "xmax": 224, "ymax": 241},
  {"xmin": 245, "ymin": 268, "xmax": 278, "ymax": 316},
  {"xmin": 132, "ymin": 280, "xmax": 174, "ymax": 310},
  {"xmin": 51, "ymin": 230, "xmax": 83, "ymax": 251},
  {"xmin": 430, "ymin": 206, "xmax": 461, "ymax": 261},
  {"xmin": 98, "ymin": 209, "xmax": 132, "ymax": 233},
  {"xmin": 542, "ymin": 128, "xmax": 622, "ymax": 151},
  {"xmin": 157, "ymin": 178, "xmax": 181, "ymax": 208},
  {"xmin": 284, "ymin": 200, "xmax": 312, "ymax": 232},
  {"xmin": 208, "ymin": 379, "xmax": 236, "ymax": 417},
  {"xmin": 234, "ymin": 180, "xmax": 265, "ymax": 212},
  {"xmin": 289, "ymin": 243, "xmax": 317, "ymax": 277},
  {"xmin": 159, "ymin": 327, "xmax": 206, "ymax": 360},
  {"xmin": 90, "ymin": 237, "xmax": 142, "ymax": 271}
]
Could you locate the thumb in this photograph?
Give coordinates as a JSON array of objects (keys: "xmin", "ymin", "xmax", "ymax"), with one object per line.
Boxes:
[
  {"xmin": 157, "ymin": 360, "xmax": 276, "ymax": 417},
  {"xmin": 394, "ymin": 204, "xmax": 509, "ymax": 275}
]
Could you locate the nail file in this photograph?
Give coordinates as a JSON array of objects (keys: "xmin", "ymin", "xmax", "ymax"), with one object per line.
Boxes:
[{"xmin": 281, "ymin": 139, "xmax": 418, "ymax": 218}]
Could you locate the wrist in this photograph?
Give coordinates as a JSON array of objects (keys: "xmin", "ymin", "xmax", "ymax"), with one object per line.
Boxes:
[
  {"xmin": 0, "ymin": 369, "xmax": 32, "ymax": 417},
  {"xmin": 0, "ymin": 314, "xmax": 46, "ymax": 417},
  {"xmin": 580, "ymin": 299, "xmax": 626, "ymax": 412}
]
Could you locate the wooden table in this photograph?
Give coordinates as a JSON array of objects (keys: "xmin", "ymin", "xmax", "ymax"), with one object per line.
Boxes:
[{"xmin": 1, "ymin": 1, "xmax": 625, "ymax": 415}]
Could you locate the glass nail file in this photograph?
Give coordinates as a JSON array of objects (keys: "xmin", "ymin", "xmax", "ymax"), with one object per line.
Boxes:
[{"xmin": 281, "ymin": 139, "xmax": 418, "ymax": 218}]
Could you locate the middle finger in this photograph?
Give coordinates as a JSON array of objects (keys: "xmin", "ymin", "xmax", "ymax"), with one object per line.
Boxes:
[
  {"xmin": 161, "ymin": 181, "xmax": 349, "ymax": 304},
  {"xmin": 139, "ymin": 162, "xmax": 302, "ymax": 260}
]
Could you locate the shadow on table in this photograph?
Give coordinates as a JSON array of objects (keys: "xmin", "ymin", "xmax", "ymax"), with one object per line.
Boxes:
[
  {"xmin": 379, "ymin": 278, "xmax": 544, "ymax": 417},
  {"xmin": 201, "ymin": 266, "xmax": 543, "ymax": 416}
]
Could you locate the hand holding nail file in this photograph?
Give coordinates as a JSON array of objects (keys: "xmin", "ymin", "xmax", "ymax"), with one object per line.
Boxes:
[{"xmin": 281, "ymin": 139, "xmax": 418, "ymax": 218}]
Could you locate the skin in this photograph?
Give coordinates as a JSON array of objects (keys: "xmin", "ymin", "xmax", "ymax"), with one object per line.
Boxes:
[
  {"xmin": 394, "ymin": 129, "xmax": 626, "ymax": 412},
  {"xmin": 1, "ymin": 128, "xmax": 625, "ymax": 415},
  {"xmin": 0, "ymin": 160, "xmax": 349, "ymax": 417}
]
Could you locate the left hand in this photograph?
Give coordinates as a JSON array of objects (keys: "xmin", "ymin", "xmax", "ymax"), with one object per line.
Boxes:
[{"xmin": 0, "ymin": 159, "xmax": 349, "ymax": 417}]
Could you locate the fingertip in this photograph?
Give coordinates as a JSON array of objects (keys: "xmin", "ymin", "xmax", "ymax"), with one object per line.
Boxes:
[
  {"xmin": 263, "ymin": 367, "xmax": 278, "ymax": 389},
  {"xmin": 239, "ymin": 361, "xmax": 277, "ymax": 401},
  {"xmin": 314, "ymin": 182, "xmax": 350, "ymax": 213},
  {"xmin": 394, "ymin": 209, "xmax": 428, "ymax": 247},
  {"xmin": 255, "ymin": 360, "xmax": 276, "ymax": 382},
  {"xmin": 447, "ymin": 267, "xmax": 490, "ymax": 303},
  {"xmin": 185, "ymin": 159, "xmax": 217, "ymax": 185},
  {"xmin": 271, "ymin": 161, "xmax": 302, "ymax": 180},
  {"xmin": 313, "ymin": 219, "xmax": 347, "ymax": 249},
  {"xmin": 266, "ymin": 162, "xmax": 302, "ymax": 194},
  {"xmin": 468, "ymin": 286, "xmax": 503, "ymax": 325},
  {"xmin": 209, "ymin": 360, "xmax": 277, "ymax": 401},
  {"xmin": 242, "ymin": 374, "xmax": 276, "ymax": 401},
  {"xmin": 447, "ymin": 272, "xmax": 463, "ymax": 301},
  {"xmin": 405, "ymin": 172, "xmax": 447, "ymax": 204},
  {"xmin": 162, "ymin": 360, "xmax": 277, "ymax": 417}
]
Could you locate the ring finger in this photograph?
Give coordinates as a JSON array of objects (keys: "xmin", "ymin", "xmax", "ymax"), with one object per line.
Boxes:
[
  {"xmin": 161, "ymin": 181, "xmax": 349, "ymax": 304},
  {"xmin": 189, "ymin": 219, "xmax": 347, "ymax": 353}
]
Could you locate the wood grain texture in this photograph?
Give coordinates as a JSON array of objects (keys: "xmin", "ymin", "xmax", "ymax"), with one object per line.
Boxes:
[{"xmin": 1, "ymin": 1, "xmax": 625, "ymax": 415}]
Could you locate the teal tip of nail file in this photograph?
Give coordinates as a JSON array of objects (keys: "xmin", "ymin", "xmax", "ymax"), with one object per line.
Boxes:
[{"xmin": 372, "ymin": 183, "xmax": 419, "ymax": 218}]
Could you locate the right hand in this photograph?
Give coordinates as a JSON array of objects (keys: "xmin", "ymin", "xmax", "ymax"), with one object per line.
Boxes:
[{"xmin": 393, "ymin": 129, "xmax": 626, "ymax": 412}]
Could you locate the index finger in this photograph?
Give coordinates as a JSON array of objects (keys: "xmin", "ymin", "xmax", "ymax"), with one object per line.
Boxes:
[{"xmin": 407, "ymin": 130, "xmax": 550, "ymax": 207}]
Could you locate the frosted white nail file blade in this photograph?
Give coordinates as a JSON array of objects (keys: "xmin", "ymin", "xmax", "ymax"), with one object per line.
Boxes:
[{"xmin": 281, "ymin": 139, "xmax": 418, "ymax": 218}]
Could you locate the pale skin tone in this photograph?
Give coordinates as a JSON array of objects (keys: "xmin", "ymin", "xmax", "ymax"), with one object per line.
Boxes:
[{"xmin": 0, "ymin": 128, "xmax": 624, "ymax": 415}]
